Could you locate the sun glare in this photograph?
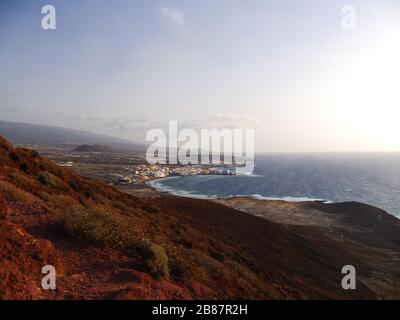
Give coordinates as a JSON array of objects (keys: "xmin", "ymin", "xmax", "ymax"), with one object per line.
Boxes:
[{"xmin": 329, "ymin": 28, "xmax": 400, "ymax": 151}]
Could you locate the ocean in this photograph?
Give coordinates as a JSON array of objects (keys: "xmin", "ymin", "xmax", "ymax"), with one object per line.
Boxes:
[{"xmin": 148, "ymin": 153, "xmax": 400, "ymax": 217}]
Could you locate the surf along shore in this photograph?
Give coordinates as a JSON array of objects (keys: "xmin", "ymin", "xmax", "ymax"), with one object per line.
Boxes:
[{"xmin": 135, "ymin": 175, "xmax": 400, "ymax": 299}]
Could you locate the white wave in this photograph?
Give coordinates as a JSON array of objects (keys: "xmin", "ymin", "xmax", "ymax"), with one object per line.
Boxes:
[
  {"xmin": 243, "ymin": 194, "xmax": 332, "ymax": 203},
  {"xmin": 147, "ymin": 179, "xmax": 332, "ymax": 203},
  {"xmin": 235, "ymin": 172, "xmax": 263, "ymax": 177},
  {"xmin": 147, "ymin": 178, "xmax": 218, "ymax": 199}
]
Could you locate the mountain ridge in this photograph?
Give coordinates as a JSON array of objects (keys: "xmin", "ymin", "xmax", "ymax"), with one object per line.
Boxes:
[{"xmin": 0, "ymin": 120, "xmax": 144, "ymax": 151}]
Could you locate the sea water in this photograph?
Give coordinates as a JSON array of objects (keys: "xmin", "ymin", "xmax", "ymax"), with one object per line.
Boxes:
[{"xmin": 148, "ymin": 153, "xmax": 400, "ymax": 217}]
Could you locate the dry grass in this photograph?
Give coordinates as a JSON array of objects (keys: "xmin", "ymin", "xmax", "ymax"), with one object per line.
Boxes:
[
  {"xmin": 35, "ymin": 191, "xmax": 52, "ymax": 203},
  {"xmin": 179, "ymin": 247, "xmax": 267, "ymax": 295},
  {"xmin": 52, "ymin": 194, "xmax": 80, "ymax": 208},
  {"xmin": 0, "ymin": 180, "xmax": 30, "ymax": 204},
  {"xmin": 224, "ymin": 260, "xmax": 262, "ymax": 289},
  {"xmin": 7, "ymin": 171, "xmax": 36, "ymax": 192}
]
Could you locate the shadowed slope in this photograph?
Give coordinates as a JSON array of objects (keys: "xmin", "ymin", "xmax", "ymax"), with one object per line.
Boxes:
[{"xmin": 1, "ymin": 136, "xmax": 398, "ymax": 299}]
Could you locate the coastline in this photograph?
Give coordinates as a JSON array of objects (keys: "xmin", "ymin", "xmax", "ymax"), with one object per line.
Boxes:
[
  {"xmin": 145, "ymin": 175, "xmax": 333, "ymax": 203},
  {"xmin": 143, "ymin": 176, "xmax": 400, "ymax": 220},
  {"xmin": 142, "ymin": 173, "xmax": 400, "ymax": 298},
  {"xmin": 2, "ymin": 135, "xmax": 400, "ymax": 299}
]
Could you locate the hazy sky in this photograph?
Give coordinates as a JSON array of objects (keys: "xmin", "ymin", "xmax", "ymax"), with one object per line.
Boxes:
[{"xmin": 1, "ymin": 0, "xmax": 400, "ymax": 151}]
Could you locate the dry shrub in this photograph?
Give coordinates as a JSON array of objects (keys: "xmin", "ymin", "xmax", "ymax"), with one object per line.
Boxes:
[
  {"xmin": 113, "ymin": 200, "xmax": 130, "ymax": 213},
  {"xmin": 7, "ymin": 171, "xmax": 36, "ymax": 192},
  {"xmin": 38, "ymin": 172, "xmax": 57, "ymax": 188},
  {"xmin": 35, "ymin": 191, "xmax": 78, "ymax": 211},
  {"xmin": 0, "ymin": 180, "xmax": 30, "ymax": 204},
  {"xmin": 36, "ymin": 191, "xmax": 52, "ymax": 202},
  {"xmin": 63, "ymin": 205, "xmax": 134, "ymax": 247},
  {"xmin": 92, "ymin": 193, "xmax": 111, "ymax": 206},
  {"xmin": 49, "ymin": 194, "xmax": 80, "ymax": 209},
  {"xmin": 63, "ymin": 205, "xmax": 169, "ymax": 279},
  {"xmin": 141, "ymin": 242, "xmax": 170, "ymax": 280},
  {"xmin": 224, "ymin": 260, "xmax": 262, "ymax": 289},
  {"xmin": 180, "ymin": 248, "xmax": 264, "ymax": 293},
  {"xmin": 183, "ymin": 249, "xmax": 224, "ymax": 281},
  {"xmin": 38, "ymin": 172, "xmax": 69, "ymax": 191}
]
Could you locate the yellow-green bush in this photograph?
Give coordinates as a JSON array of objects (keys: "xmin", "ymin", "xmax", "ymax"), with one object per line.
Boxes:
[
  {"xmin": 224, "ymin": 260, "xmax": 261, "ymax": 288},
  {"xmin": 38, "ymin": 172, "xmax": 58, "ymax": 188},
  {"xmin": 38, "ymin": 171, "xmax": 70, "ymax": 191},
  {"xmin": 63, "ymin": 205, "xmax": 169, "ymax": 279},
  {"xmin": 141, "ymin": 242, "xmax": 170, "ymax": 280}
]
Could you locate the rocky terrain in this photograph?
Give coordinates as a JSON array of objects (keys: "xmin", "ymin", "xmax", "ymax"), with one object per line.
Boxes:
[
  {"xmin": 214, "ymin": 197, "xmax": 400, "ymax": 299},
  {"xmin": 0, "ymin": 135, "xmax": 399, "ymax": 299}
]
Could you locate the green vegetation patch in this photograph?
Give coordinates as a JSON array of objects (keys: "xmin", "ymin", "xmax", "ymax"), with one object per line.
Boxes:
[{"xmin": 63, "ymin": 205, "xmax": 169, "ymax": 279}]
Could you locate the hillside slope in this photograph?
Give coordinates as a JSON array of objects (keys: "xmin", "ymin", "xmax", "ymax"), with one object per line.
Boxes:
[
  {"xmin": 73, "ymin": 144, "xmax": 115, "ymax": 152},
  {"xmin": 0, "ymin": 136, "xmax": 399, "ymax": 299},
  {"xmin": 0, "ymin": 120, "xmax": 144, "ymax": 151}
]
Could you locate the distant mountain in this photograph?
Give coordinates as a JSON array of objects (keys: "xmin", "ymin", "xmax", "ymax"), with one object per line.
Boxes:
[
  {"xmin": 0, "ymin": 120, "xmax": 144, "ymax": 151},
  {"xmin": 74, "ymin": 144, "xmax": 115, "ymax": 152}
]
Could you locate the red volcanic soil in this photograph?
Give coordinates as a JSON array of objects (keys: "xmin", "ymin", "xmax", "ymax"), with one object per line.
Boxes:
[{"xmin": 0, "ymin": 136, "xmax": 399, "ymax": 300}]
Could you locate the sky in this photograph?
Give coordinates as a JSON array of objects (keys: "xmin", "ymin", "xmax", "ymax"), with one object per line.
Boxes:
[{"xmin": 1, "ymin": 0, "xmax": 400, "ymax": 152}]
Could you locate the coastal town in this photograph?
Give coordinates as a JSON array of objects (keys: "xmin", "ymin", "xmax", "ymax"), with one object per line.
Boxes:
[
  {"xmin": 38, "ymin": 145, "xmax": 241, "ymax": 186},
  {"xmin": 113, "ymin": 163, "xmax": 237, "ymax": 184}
]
